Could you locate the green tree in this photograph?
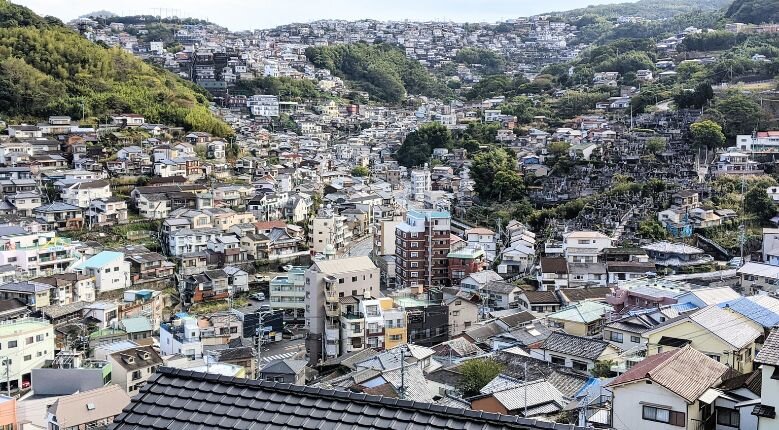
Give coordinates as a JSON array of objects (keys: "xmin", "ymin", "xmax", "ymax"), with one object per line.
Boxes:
[
  {"xmin": 396, "ymin": 123, "xmax": 452, "ymax": 168},
  {"xmin": 592, "ymin": 360, "xmax": 616, "ymax": 378},
  {"xmin": 471, "ymin": 147, "xmax": 523, "ymax": 201},
  {"xmin": 713, "ymin": 92, "xmax": 767, "ymax": 138},
  {"xmin": 646, "ymin": 137, "xmax": 667, "ymax": 154},
  {"xmin": 457, "ymin": 359, "xmax": 505, "ymax": 397},
  {"xmin": 548, "ymin": 141, "xmax": 571, "ymax": 158},
  {"xmin": 690, "ymin": 120, "xmax": 726, "ymax": 149},
  {"xmin": 351, "ymin": 166, "xmax": 370, "ymax": 177},
  {"xmin": 638, "ymin": 220, "xmax": 668, "ymax": 240},
  {"xmin": 745, "ymin": 187, "xmax": 776, "ymax": 222}
]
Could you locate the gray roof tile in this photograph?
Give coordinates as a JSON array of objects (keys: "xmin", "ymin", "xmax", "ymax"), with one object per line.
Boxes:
[{"xmin": 110, "ymin": 367, "xmax": 588, "ymax": 430}]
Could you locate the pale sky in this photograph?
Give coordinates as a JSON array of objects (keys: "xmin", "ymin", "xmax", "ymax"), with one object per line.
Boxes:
[{"xmin": 14, "ymin": 0, "xmax": 632, "ymax": 31}]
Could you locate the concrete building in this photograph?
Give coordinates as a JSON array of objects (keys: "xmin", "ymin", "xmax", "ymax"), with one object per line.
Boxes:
[
  {"xmin": 410, "ymin": 169, "xmax": 431, "ymax": 202},
  {"xmin": 107, "ymin": 345, "xmax": 163, "ymax": 396},
  {"xmin": 395, "ymin": 210, "xmax": 451, "ymax": 289},
  {"xmin": 304, "ymin": 256, "xmax": 380, "ymax": 364},
  {"xmin": 0, "ymin": 318, "xmax": 55, "ymax": 392},
  {"xmin": 309, "ymin": 209, "xmax": 348, "ymax": 254},
  {"xmin": 269, "ymin": 266, "xmax": 306, "ymax": 321},
  {"xmin": 73, "ymin": 251, "xmax": 131, "ymax": 293}
]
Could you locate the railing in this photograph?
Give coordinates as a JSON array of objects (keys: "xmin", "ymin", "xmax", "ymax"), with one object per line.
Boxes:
[{"xmin": 342, "ymin": 312, "xmax": 364, "ymax": 320}]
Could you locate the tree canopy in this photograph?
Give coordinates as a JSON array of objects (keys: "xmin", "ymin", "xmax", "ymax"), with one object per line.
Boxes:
[
  {"xmin": 305, "ymin": 43, "xmax": 450, "ymax": 103},
  {"xmin": 457, "ymin": 359, "xmax": 505, "ymax": 397},
  {"xmin": 0, "ymin": 0, "xmax": 232, "ymax": 137},
  {"xmin": 727, "ymin": 0, "xmax": 779, "ymax": 24}
]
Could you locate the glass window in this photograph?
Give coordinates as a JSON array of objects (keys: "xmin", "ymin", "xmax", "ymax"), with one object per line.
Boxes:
[{"xmin": 717, "ymin": 408, "xmax": 739, "ymax": 428}]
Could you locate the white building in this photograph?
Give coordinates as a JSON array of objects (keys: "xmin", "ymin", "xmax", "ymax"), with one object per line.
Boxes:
[
  {"xmin": 159, "ymin": 315, "xmax": 203, "ymax": 359},
  {"xmin": 0, "ymin": 318, "xmax": 55, "ymax": 392},
  {"xmin": 465, "ymin": 227, "xmax": 497, "ymax": 262},
  {"xmin": 60, "ymin": 180, "xmax": 112, "ymax": 208},
  {"xmin": 73, "ymin": 251, "xmax": 131, "ymax": 293},
  {"xmin": 563, "ymin": 231, "xmax": 612, "ymax": 263},
  {"xmin": 410, "ymin": 169, "xmax": 431, "ymax": 202},
  {"xmin": 247, "ymin": 95, "xmax": 280, "ymax": 118}
]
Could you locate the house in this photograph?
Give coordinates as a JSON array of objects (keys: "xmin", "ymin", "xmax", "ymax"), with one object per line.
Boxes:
[
  {"xmin": 445, "ymin": 295, "xmax": 479, "ymax": 335},
  {"xmin": 73, "ymin": 251, "xmax": 131, "ymax": 293},
  {"xmin": 471, "ymin": 377, "xmax": 567, "ymax": 418},
  {"xmin": 608, "ymin": 345, "xmax": 731, "ymax": 430},
  {"xmin": 465, "ymin": 227, "xmax": 497, "ymax": 262},
  {"xmin": 110, "ymin": 367, "xmax": 579, "ymax": 430},
  {"xmin": 481, "ymin": 281, "xmax": 527, "ymax": 311},
  {"xmin": 259, "ymin": 359, "xmax": 308, "ymax": 385},
  {"xmin": 107, "ymin": 345, "xmax": 163, "ymax": 396},
  {"xmin": 738, "ymin": 262, "xmax": 779, "ymax": 295},
  {"xmin": 538, "ymin": 257, "xmax": 569, "ymax": 290},
  {"xmin": 546, "ymin": 301, "xmax": 612, "ymax": 337},
  {"xmin": 641, "ymin": 241, "xmax": 713, "ymax": 268},
  {"xmin": 644, "ymin": 305, "xmax": 762, "ymax": 373},
  {"xmin": 753, "ymin": 328, "xmax": 779, "ymax": 429},
  {"xmin": 45, "ymin": 385, "xmax": 131, "ymax": 430},
  {"xmin": 60, "ymin": 180, "xmax": 112, "ymax": 208},
  {"xmin": 523, "ymin": 289, "xmax": 562, "ymax": 314},
  {"xmin": 534, "ymin": 332, "xmax": 620, "ymax": 372}
]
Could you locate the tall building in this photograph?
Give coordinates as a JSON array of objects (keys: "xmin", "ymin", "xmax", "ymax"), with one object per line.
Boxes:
[
  {"xmin": 372, "ymin": 220, "xmax": 400, "ymax": 289},
  {"xmin": 0, "ymin": 317, "xmax": 55, "ymax": 392},
  {"xmin": 304, "ymin": 257, "xmax": 380, "ymax": 364},
  {"xmin": 395, "ymin": 210, "xmax": 451, "ymax": 289},
  {"xmin": 410, "ymin": 169, "xmax": 431, "ymax": 202}
]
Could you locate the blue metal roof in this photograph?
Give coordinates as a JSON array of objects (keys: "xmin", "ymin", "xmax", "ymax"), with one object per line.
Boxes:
[
  {"xmin": 721, "ymin": 297, "xmax": 779, "ymax": 328},
  {"xmin": 74, "ymin": 251, "xmax": 124, "ymax": 269}
]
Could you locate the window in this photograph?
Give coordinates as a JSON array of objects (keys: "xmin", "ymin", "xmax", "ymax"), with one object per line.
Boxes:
[
  {"xmin": 571, "ymin": 360, "xmax": 588, "ymax": 371},
  {"xmin": 642, "ymin": 406, "xmax": 685, "ymax": 427},
  {"xmin": 389, "ymin": 334, "xmax": 402, "ymax": 341},
  {"xmin": 607, "ymin": 331, "xmax": 623, "ymax": 343},
  {"xmin": 23, "ymin": 355, "xmax": 31, "ymax": 361},
  {"xmin": 630, "ymin": 335, "xmax": 641, "ymax": 343},
  {"xmin": 114, "ymin": 267, "xmax": 119, "ymax": 272},
  {"xmin": 25, "ymin": 336, "xmax": 33, "ymax": 345},
  {"xmin": 707, "ymin": 354, "xmax": 721, "ymax": 362},
  {"xmin": 550, "ymin": 355, "xmax": 566, "ymax": 365},
  {"xmin": 717, "ymin": 408, "xmax": 740, "ymax": 428},
  {"xmin": 7, "ymin": 341, "xmax": 16, "ymax": 348},
  {"xmin": 452, "ymin": 310, "xmax": 460, "ymax": 316}
]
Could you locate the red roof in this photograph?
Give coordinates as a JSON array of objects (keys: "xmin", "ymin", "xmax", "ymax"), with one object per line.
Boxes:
[
  {"xmin": 757, "ymin": 131, "xmax": 779, "ymax": 138},
  {"xmin": 255, "ymin": 221, "xmax": 287, "ymax": 230}
]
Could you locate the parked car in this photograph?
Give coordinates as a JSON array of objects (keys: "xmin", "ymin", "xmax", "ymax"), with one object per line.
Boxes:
[
  {"xmin": 251, "ymin": 292, "xmax": 266, "ymax": 301},
  {"xmin": 259, "ymin": 304, "xmax": 272, "ymax": 312}
]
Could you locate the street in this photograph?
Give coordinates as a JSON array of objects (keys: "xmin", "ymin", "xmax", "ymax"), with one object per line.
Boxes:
[
  {"xmin": 343, "ymin": 234, "xmax": 373, "ymax": 257},
  {"xmin": 259, "ymin": 338, "xmax": 305, "ymax": 363}
]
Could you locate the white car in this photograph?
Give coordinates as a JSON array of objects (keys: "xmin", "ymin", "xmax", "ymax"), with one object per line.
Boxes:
[{"xmin": 251, "ymin": 292, "xmax": 266, "ymax": 301}]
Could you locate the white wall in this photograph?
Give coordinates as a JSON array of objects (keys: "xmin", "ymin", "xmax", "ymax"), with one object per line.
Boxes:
[{"xmin": 611, "ymin": 381, "xmax": 688, "ymax": 430}]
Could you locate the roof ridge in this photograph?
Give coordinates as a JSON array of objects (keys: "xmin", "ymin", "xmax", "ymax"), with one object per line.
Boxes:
[{"xmin": 154, "ymin": 367, "xmax": 587, "ymax": 430}]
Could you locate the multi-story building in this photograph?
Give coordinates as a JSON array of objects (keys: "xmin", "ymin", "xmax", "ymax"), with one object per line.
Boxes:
[
  {"xmin": 73, "ymin": 251, "xmax": 131, "ymax": 294},
  {"xmin": 309, "ymin": 209, "xmax": 348, "ymax": 254},
  {"xmin": 372, "ymin": 220, "xmax": 400, "ymax": 289},
  {"xmin": 304, "ymin": 256, "xmax": 380, "ymax": 364},
  {"xmin": 395, "ymin": 210, "xmax": 451, "ymax": 289},
  {"xmin": 159, "ymin": 315, "xmax": 203, "ymax": 359},
  {"xmin": 0, "ymin": 317, "xmax": 55, "ymax": 392},
  {"xmin": 410, "ymin": 169, "xmax": 431, "ymax": 202},
  {"xmin": 0, "ymin": 227, "xmax": 79, "ymax": 278},
  {"xmin": 269, "ymin": 267, "xmax": 306, "ymax": 321},
  {"xmin": 247, "ymin": 95, "xmax": 280, "ymax": 118}
]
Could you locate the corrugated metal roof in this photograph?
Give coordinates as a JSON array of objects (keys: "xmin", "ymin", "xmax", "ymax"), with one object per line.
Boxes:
[
  {"xmin": 689, "ymin": 305, "xmax": 762, "ymax": 349},
  {"xmin": 491, "ymin": 379, "xmax": 565, "ymax": 414}
]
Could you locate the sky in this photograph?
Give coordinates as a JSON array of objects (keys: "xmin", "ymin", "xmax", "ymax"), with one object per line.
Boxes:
[{"xmin": 14, "ymin": 0, "xmax": 632, "ymax": 31}]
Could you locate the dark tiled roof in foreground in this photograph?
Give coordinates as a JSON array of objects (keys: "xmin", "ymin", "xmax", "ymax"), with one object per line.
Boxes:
[{"xmin": 110, "ymin": 367, "xmax": 585, "ymax": 430}]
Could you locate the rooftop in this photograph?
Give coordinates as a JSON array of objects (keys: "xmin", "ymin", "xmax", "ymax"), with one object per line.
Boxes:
[{"xmin": 110, "ymin": 367, "xmax": 585, "ymax": 430}]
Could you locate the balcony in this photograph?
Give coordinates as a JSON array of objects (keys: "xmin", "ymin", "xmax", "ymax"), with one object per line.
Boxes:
[
  {"xmin": 324, "ymin": 290, "xmax": 338, "ymax": 303},
  {"xmin": 341, "ymin": 312, "xmax": 364, "ymax": 320},
  {"xmin": 324, "ymin": 304, "xmax": 339, "ymax": 318}
]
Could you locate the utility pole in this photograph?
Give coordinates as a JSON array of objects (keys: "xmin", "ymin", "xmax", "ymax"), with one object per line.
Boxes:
[
  {"xmin": 399, "ymin": 347, "xmax": 406, "ymax": 399},
  {"xmin": 255, "ymin": 311, "xmax": 264, "ymax": 379},
  {"xmin": 523, "ymin": 361, "xmax": 528, "ymax": 417}
]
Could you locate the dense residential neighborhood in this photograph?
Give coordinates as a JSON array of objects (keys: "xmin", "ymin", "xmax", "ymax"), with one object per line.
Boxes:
[{"xmin": 0, "ymin": 0, "xmax": 778, "ymax": 428}]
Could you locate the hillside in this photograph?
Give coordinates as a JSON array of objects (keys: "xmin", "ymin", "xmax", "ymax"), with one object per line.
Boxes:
[
  {"xmin": 557, "ymin": 0, "xmax": 731, "ymax": 19},
  {"xmin": 305, "ymin": 43, "xmax": 451, "ymax": 103},
  {"xmin": 727, "ymin": 0, "xmax": 779, "ymax": 24},
  {"xmin": 0, "ymin": 1, "xmax": 232, "ymax": 137}
]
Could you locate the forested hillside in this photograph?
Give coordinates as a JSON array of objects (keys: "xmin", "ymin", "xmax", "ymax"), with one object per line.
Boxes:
[
  {"xmin": 727, "ymin": 0, "xmax": 779, "ymax": 24},
  {"xmin": 0, "ymin": 0, "xmax": 232, "ymax": 137},
  {"xmin": 558, "ymin": 0, "xmax": 731, "ymax": 19},
  {"xmin": 305, "ymin": 43, "xmax": 451, "ymax": 103}
]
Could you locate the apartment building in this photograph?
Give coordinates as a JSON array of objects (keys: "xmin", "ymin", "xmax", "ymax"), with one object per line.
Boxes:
[
  {"xmin": 395, "ymin": 210, "xmax": 451, "ymax": 289},
  {"xmin": 304, "ymin": 256, "xmax": 380, "ymax": 364},
  {"xmin": 269, "ymin": 267, "xmax": 306, "ymax": 321},
  {"xmin": 309, "ymin": 209, "xmax": 349, "ymax": 254},
  {"xmin": 0, "ymin": 318, "xmax": 55, "ymax": 392}
]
